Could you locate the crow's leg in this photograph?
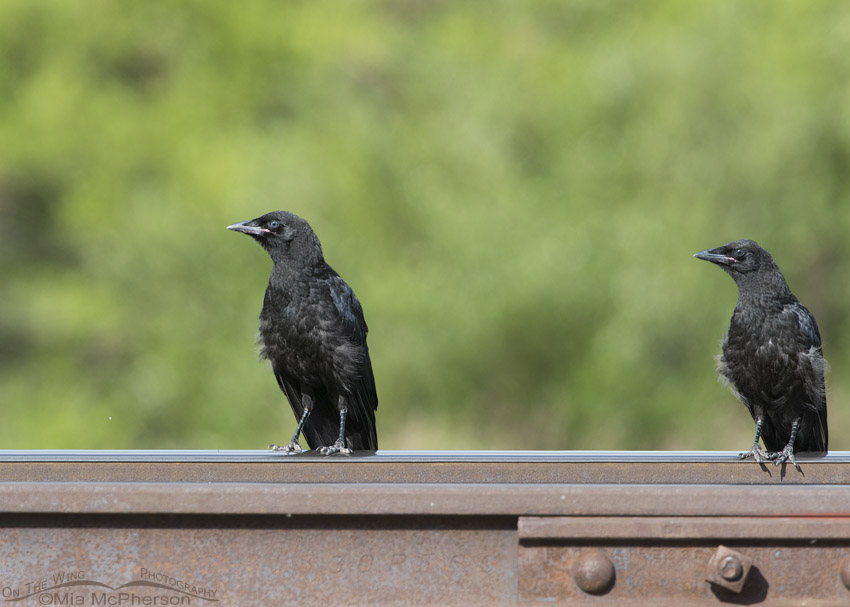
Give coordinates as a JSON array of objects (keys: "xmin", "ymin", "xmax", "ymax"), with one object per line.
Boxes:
[
  {"xmin": 739, "ymin": 417, "xmax": 774, "ymax": 463},
  {"xmin": 772, "ymin": 418, "xmax": 801, "ymax": 470},
  {"xmin": 319, "ymin": 400, "xmax": 352, "ymax": 455},
  {"xmin": 270, "ymin": 397, "xmax": 312, "ymax": 453}
]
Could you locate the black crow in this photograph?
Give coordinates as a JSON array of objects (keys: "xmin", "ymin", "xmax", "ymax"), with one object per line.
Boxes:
[
  {"xmin": 695, "ymin": 239, "xmax": 827, "ymax": 467},
  {"xmin": 228, "ymin": 211, "xmax": 378, "ymax": 454}
]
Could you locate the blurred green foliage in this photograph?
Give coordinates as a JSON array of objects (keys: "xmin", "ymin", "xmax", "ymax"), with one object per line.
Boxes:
[{"xmin": 1, "ymin": 1, "xmax": 849, "ymax": 450}]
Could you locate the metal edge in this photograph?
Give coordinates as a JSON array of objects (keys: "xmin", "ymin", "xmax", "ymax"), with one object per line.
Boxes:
[{"xmin": 0, "ymin": 450, "xmax": 842, "ymax": 463}]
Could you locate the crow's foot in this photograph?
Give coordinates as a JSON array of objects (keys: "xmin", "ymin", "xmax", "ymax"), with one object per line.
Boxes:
[
  {"xmin": 772, "ymin": 444, "xmax": 800, "ymax": 470},
  {"xmin": 319, "ymin": 439, "xmax": 352, "ymax": 456},
  {"xmin": 269, "ymin": 440, "xmax": 303, "ymax": 453},
  {"xmin": 738, "ymin": 443, "xmax": 775, "ymax": 463}
]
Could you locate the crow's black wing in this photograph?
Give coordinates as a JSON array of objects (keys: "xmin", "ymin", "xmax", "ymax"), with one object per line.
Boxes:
[
  {"xmin": 789, "ymin": 302, "xmax": 822, "ymax": 350},
  {"xmin": 327, "ymin": 271, "xmax": 379, "ymax": 450},
  {"xmin": 779, "ymin": 302, "xmax": 828, "ymax": 452}
]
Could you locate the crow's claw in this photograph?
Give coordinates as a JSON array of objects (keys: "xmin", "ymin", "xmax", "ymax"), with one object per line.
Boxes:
[
  {"xmin": 269, "ymin": 440, "xmax": 303, "ymax": 454},
  {"xmin": 772, "ymin": 444, "xmax": 800, "ymax": 470},
  {"xmin": 319, "ymin": 439, "xmax": 352, "ymax": 456},
  {"xmin": 738, "ymin": 443, "xmax": 774, "ymax": 464}
]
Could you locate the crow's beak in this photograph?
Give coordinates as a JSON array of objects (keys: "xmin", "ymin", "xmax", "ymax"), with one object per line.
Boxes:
[
  {"xmin": 227, "ymin": 221, "xmax": 270, "ymax": 236},
  {"xmin": 694, "ymin": 248, "xmax": 734, "ymax": 265}
]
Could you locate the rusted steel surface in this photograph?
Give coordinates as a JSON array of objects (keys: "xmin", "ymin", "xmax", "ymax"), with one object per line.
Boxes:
[
  {"xmin": 0, "ymin": 451, "xmax": 849, "ymax": 606},
  {"xmin": 518, "ymin": 542, "xmax": 850, "ymax": 606},
  {"xmin": 0, "ymin": 514, "xmax": 518, "ymax": 606},
  {"xmin": 519, "ymin": 516, "xmax": 850, "ymax": 604}
]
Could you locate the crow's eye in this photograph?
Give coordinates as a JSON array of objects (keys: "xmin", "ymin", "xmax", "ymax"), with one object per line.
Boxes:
[
  {"xmin": 734, "ymin": 248, "xmax": 745, "ymax": 259},
  {"xmin": 269, "ymin": 220, "xmax": 280, "ymax": 229}
]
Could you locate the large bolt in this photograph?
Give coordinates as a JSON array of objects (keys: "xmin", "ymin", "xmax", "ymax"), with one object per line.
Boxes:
[{"xmin": 571, "ymin": 550, "xmax": 615, "ymax": 595}]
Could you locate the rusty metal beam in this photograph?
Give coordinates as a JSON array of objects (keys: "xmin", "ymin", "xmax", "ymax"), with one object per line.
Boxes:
[
  {"xmin": 0, "ymin": 451, "xmax": 848, "ymax": 606},
  {"xmin": 1, "ymin": 481, "xmax": 850, "ymax": 516},
  {"xmin": 519, "ymin": 516, "xmax": 850, "ymax": 540}
]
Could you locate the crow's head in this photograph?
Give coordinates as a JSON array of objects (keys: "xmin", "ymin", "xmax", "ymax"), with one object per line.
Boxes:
[
  {"xmin": 694, "ymin": 239, "xmax": 768, "ymax": 273},
  {"xmin": 228, "ymin": 211, "xmax": 323, "ymax": 264},
  {"xmin": 694, "ymin": 239, "xmax": 788, "ymax": 291}
]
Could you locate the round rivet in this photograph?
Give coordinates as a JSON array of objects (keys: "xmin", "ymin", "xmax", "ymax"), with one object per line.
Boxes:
[
  {"xmin": 719, "ymin": 555, "xmax": 743, "ymax": 581},
  {"xmin": 572, "ymin": 550, "xmax": 615, "ymax": 595},
  {"xmin": 840, "ymin": 558, "xmax": 850, "ymax": 590}
]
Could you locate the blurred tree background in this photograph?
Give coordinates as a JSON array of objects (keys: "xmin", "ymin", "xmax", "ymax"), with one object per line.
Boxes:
[{"xmin": 0, "ymin": 0, "xmax": 848, "ymax": 451}]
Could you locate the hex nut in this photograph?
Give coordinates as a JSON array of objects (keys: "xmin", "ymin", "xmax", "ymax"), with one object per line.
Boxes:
[
  {"xmin": 706, "ymin": 545, "xmax": 752, "ymax": 593},
  {"xmin": 719, "ymin": 555, "xmax": 743, "ymax": 581},
  {"xmin": 571, "ymin": 550, "xmax": 615, "ymax": 595}
]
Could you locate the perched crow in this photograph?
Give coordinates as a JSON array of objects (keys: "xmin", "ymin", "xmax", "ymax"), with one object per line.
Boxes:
[
  {"xmin": 228, "ymin": 211, "xmax": 378, "ymax": 454},
  {"xmin": 695, "ymin": 239, "xmax": 827, "ymax": 467}
]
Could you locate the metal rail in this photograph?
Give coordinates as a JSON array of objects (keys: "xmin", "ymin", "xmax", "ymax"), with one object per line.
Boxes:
[
  {"xmin": 0, "ymin": 451, "xmax": 848, "ymax": 606},
  {"xmin": 0, "ymin": 449, "xmax": 845, "ymax": 484},
  {"xmin": 0, "ymin": 448, "xmax": 846, "ymax": 462}
]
